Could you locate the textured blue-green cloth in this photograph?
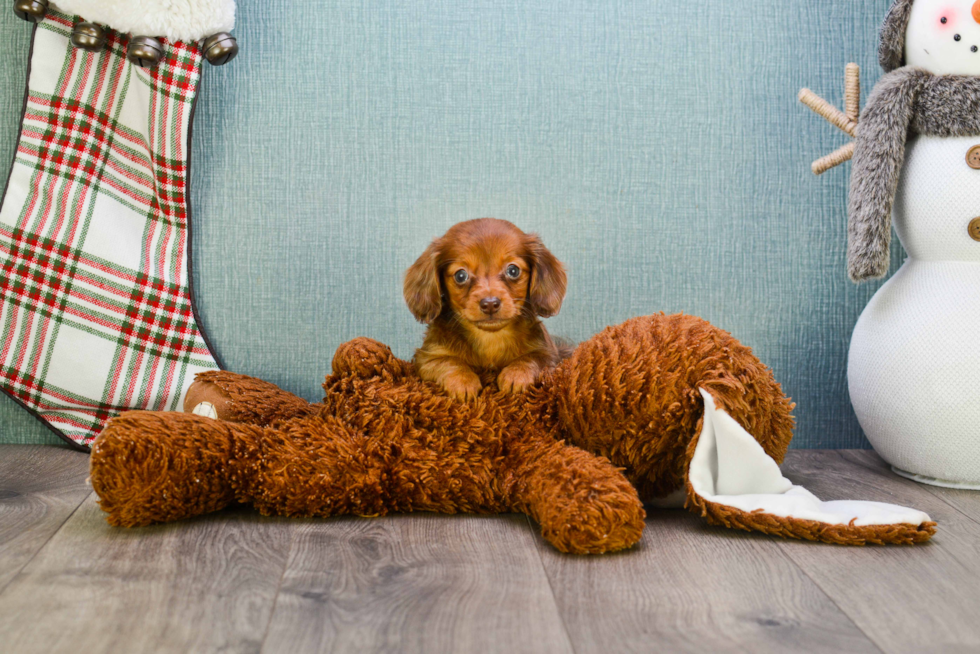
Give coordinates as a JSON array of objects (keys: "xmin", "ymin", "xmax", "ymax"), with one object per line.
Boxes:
[{"xmin": 0, "ymin": 0, "xmax": 899, "ymax": 447}]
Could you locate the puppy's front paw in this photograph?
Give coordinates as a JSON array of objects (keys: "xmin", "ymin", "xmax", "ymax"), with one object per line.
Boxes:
[
  {"xmin": 442, "ymin": 369, "xmax": 483, "ymax": 401},
  {"xmin": 497, "ymin": 363, "xmax": 538, "ymax": 394}
]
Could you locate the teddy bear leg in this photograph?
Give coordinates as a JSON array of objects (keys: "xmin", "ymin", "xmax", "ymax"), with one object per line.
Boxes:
[
  {"xmin": 91, "ymin": 411, "xmax": 266, "ymax": 527},
  {"xmin": 243, "ymin": 413, "xmax": 398, "ymax": 519},
  {"xmin": 183, "ymin": 371, "xmax": 319, "ymax": 426},
  {"xmin": 93, "ymin": 409, "xmax": 397, "ymax": 527},
  {"xmin": 507, "ymin": 436, "xmax": 646, "ymax": 554}
]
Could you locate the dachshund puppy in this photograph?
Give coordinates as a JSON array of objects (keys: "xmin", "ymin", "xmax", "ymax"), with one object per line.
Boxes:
[{"xmin": 404, "ymin": 218, "xmax": 568, "ymax": 400}]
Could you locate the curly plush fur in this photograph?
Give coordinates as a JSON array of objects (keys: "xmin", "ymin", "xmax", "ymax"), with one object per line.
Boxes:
[
  {"xmin": 90, "ymin": 314, "xmax": 797, "ymax": 554},
  {"xmin": 53, "ymin": 0, "xmax": 235, "ymax": 42}
]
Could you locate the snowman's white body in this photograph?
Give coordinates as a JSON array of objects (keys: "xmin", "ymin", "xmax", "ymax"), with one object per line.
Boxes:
[
  {"xmin": 845, "ymin": 0, "xmax": 980, "ymax": 488},
  {"xmin": 849, "ymin": 134, "xmax": 980, "ymax": 487}
]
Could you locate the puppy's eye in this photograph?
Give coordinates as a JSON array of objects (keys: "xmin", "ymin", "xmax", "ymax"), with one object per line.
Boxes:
[
  {"xmin": 454, "ymin": 269, "xmax": 469, "ymax": 284},
  {"xmin": 505, "ymin": 264, "xmax": 521, "ymax": 280}
]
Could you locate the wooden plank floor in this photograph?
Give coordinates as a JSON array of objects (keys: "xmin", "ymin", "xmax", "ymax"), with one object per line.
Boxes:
[{"xmin": 1, "ymin": 445, "xmax": 978, "ymax": 653}]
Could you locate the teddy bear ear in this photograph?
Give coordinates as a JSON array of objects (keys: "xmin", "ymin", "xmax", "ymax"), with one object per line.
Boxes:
[
  {"xmin": 879, "ymin": 0, "xmax": 916, "ymax": 73},
  {"xmin": 404, "ymin": 239, "xmax": 444, "ymax": 324}
]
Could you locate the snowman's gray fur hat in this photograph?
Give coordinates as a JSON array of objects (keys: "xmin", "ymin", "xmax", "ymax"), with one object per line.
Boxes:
[{"xmin": 879, "ymin": 0, "xmax": 916, "ymax": 72}]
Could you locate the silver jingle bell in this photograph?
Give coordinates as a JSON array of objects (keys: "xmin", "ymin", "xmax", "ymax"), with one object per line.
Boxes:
[
  {"xmin": 202, "ymin": 33, "xmax": 239, "ymax": 66},
  {"xmin": 71, "ymin": 22, "xmax": 108, "ymax": 52},
  {"xmin": 13, "ymin": 0, "xmax": 48, "ymax": 23},
  {"xmin": 128, "ymin": 36, "xmax": 164, "ymax": 68}
]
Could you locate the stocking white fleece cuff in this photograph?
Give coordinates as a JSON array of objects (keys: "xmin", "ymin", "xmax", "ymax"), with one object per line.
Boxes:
[{"xmin": 52, "ymin": 0, "xmax": 235, "ymax": 42}]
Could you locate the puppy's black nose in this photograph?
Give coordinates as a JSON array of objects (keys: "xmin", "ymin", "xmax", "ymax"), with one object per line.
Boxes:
[{"xmin": 480, "ymin": 297, "xmax": 501, "ymax": 315}]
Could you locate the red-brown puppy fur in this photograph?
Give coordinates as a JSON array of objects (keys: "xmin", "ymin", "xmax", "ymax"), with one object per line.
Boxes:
[{"xmin": 404, "ymin": 218, "xmax": 567, "ymax": 400}]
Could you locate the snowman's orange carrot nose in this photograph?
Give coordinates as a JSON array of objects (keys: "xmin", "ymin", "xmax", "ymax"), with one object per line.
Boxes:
[{"xmin": 974, "ymin": 0, "xmax": 980, "ymax": 23}]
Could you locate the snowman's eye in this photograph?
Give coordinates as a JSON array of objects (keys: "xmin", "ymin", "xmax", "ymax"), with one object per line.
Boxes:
[{"xmin": 941, "ymin": 16, "xmax": 948, "ymax": 24}]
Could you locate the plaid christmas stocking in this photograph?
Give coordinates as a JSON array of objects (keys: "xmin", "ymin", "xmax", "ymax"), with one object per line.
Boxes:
[{"xmin": 0, "ymin": 10, "xmax": 228, "ymax": 449}]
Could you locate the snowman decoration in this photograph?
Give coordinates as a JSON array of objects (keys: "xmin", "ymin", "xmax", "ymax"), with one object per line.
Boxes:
[{"xmin": 803, "ymin": 0, "xmax": 980, "ymax": 488}]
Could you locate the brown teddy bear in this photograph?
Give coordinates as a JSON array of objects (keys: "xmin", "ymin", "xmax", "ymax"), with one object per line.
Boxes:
[{"xmin": 89, "ymin": 314, "xmax": 935, "ymax": 553}]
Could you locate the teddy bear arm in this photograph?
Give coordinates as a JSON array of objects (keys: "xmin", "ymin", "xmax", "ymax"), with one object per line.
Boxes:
[
  {"xmin": 185, "ymin": 371, "xmax": 318, "ymax": 426},
  {"xmin": 505, "ymin": 436, "xmax": 646, "ymax": 554}
]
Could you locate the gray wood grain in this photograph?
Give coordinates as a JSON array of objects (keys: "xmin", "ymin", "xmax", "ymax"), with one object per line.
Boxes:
[
  {"xmin": 0, "ymin": 496, "xmax": 294, "ymax": 654},
  {"xmin": 842, "ymin": 450, "xmax": 980, "ymax": 528},
  {"xmin": 4, "ymin": 448, "xmax": 979, "ymax": 654},
  {"xmin": 530, "ymin": 507, "xmax": 878, "ymax": 653},
  {"xmin": 779, "ymin": 450, "xmax": 980, "ymax": 653},
  {"xmin": 261, "ymin": 514, "xmax": 573, "ymax": 654},
  {"xmin": 0, "ymin": 445, "xmax": 91, "ymax": 592}
]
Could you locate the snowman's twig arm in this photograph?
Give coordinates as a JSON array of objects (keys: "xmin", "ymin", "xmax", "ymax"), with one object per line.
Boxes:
[
  {"xmin": 845, "ymin": 63, "xmax": 861, "ymax": 121},
  {"xmin": 799, "ymin": 64, "xmax": 861, "ymax": 175},
  {"xmin": 847, "ymin": 68, "xmax": 927, "ymax": 282},
  {"xmin": 799, "ymin": 89, "xmax": 857, "ymax": 137},
  {"xmin": 812, "ymin": 142, "xmax": 855, "ymax": 176}
]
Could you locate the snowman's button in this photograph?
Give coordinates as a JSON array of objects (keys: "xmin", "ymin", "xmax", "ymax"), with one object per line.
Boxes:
[
  {"xmin": 967, "ymin": 145, "xmax": 980, "ymax": 169},
  {"xmin": 969, "ymin": 218, "xmax": 980, "ymax": 242}
]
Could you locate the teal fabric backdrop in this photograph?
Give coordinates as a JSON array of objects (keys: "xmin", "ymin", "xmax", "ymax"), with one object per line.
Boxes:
[{"xmin": 0, "ymin": 0, "xmax": 902, "ymax": 447}]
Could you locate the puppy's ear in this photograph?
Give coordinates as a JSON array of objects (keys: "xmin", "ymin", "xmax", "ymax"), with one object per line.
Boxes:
[
  {"xmin": 404, "ymin": 239, "xmax": 444, "ymax": 323},
  {"xmin": 525, "ymin": 234, "xmax": 567, "ymax": 318}
]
